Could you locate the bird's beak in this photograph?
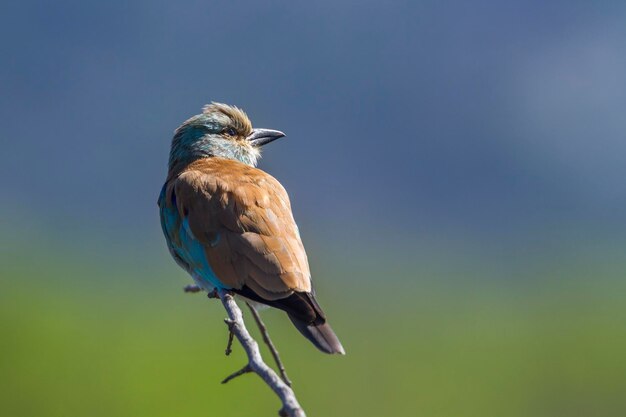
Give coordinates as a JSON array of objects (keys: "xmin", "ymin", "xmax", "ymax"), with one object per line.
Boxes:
[{"xmin": 246, "ymin": 128, "xmax": 286, "ymax": 147}]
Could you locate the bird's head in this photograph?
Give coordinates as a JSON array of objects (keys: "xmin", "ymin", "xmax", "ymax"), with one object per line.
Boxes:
[{"xmin": 168, "ymin": 102, "xmax": 285, "ymax": 169}]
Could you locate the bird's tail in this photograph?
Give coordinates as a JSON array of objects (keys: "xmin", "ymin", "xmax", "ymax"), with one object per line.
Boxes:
[
  {"xmin": 288, "ymin": 315, "xmax": 345, "ymax": 355},
  {"xmin": 232, "ymin": 285, "xmax": 345, "ymax": 354}
]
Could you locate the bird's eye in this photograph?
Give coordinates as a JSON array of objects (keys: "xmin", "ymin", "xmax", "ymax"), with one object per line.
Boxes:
[{"xmin": 224, "ymin": 127, "xmax": 237, "ymax": 137}]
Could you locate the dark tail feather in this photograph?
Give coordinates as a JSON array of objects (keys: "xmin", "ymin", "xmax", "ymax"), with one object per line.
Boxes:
[
  {"xmin": 288, "ymin": 315, "xmax": 345, "ymax": 355},
  {"xmin": 232, "ymin": 285, "xmax": 345, "ymax": 354}
]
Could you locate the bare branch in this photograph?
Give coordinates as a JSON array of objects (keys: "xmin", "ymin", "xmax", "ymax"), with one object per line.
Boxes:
[
  {"xmin": 246, "ymin": 302, "xmax": 293, "ymax": 386},
  {"xmin": 217, "ymin": 289, "xmax": 306, "ymax": 417}
]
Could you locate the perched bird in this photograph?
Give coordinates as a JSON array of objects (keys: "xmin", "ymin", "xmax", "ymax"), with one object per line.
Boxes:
[{"xmin": 158, "ymin": 103, "xmax": 345, "ymax": 354}]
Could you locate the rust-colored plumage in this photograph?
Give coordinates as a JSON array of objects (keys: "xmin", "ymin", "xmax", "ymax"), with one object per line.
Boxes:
[{"xmin": 164, "ymin": 158, "xmax": 311, "ymax": 299}]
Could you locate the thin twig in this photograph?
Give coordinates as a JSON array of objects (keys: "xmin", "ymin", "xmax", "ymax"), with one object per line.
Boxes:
[
  {"xmin": 224, "ymin": 319, "xmax": 235, "ymax": 356},
  {"xmin": 246, "ymin": 302, "xmax": 293, "ymax": 386},
  {"xmin": 217, "ymin": 289, "xmax": 306, "ymax": 417},
  {"xmin": 221, "ymin": 364, "xmax": 252, "ymax": 384}
]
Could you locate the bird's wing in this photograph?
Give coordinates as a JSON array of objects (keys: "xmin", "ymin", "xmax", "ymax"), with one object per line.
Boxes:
[{"xmin": 164, "ymin": 158, "xmax": 311, "ymax": 300}]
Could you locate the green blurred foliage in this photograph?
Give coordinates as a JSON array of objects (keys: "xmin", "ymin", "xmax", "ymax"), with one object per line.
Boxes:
[{"xmin": 1, "ymin": 235, "xmax": 625, "ymax": 417}]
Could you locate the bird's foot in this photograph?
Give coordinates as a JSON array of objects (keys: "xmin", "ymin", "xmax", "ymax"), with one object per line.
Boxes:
[{"xmin": 207, "ymin": 288, "xmax": 219, "ymax": 299}]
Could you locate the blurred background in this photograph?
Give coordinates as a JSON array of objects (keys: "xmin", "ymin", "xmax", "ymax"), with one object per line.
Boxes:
[{"xmin": 2, "ymin": 0, "xmax": 626, "ymax": 416}]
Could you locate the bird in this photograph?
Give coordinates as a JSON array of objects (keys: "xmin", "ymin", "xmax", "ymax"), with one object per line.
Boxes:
[{"xmin": 158, "ymin": 102, "xmax": 345, "ymax": 354}]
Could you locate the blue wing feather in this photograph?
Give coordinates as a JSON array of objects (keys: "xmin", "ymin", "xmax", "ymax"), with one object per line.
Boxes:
[{"xmin": 158, "ymin": 185, "xmax": 226, "ymax": 290}]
